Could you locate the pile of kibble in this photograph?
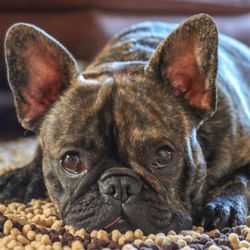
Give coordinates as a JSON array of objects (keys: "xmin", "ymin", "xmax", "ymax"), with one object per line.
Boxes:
[{"xmin": 1, "ymin": 200, "xmax": 250, "ymax": 249}]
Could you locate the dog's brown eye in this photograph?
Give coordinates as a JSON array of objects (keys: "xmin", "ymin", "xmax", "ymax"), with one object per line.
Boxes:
[
  {"xmin": 61, "ymin": 152, "xmax": 86, "ymax": 174},
  {"xmin": 152, "ymin": 146, "xmax": 174, "ymax": 168}
]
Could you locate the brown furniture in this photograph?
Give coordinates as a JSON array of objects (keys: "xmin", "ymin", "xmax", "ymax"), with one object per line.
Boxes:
[{"xmin": 0, "ymin": 0, "xmax": 250, "ymax": 137}]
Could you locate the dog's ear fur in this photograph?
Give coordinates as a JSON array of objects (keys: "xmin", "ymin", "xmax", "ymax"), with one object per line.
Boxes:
[
  {"xmin": 147, "ymin": 14, "xmax": 218, "ymax": 120},
  {"xmin": 5, "ymin": 23, "xmax": 79, "ymax": 131}
]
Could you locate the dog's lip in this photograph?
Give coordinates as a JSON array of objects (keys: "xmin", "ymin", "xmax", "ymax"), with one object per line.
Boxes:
[{"xmin": 103, "ymin": 216, "xmax": 123, "ymax": 229}]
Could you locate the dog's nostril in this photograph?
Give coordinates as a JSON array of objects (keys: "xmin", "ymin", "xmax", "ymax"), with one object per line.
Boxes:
[
  {"xmin": 107, "ymin": 184, "xmax": 115, "ymax": 196},
  {"xmin": 101, "ymin": 178, "xmax": 120, "ymax": 196},
  {"xmin": 110, "ymin": 183, "xmax": 121, "ymax": 199},
  {"xmin": 110, "ymin": 185, "xmax": 116, "ymax": 196}
]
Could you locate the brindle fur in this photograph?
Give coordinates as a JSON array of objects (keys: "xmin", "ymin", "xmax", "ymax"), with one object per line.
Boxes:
[{"xmin": 1, "ymin": 14, "xmax": 250, "ymax": 233}]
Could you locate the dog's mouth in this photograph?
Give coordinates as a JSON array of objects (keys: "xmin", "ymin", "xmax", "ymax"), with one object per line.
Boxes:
[
  {"xmin": 103, "ymin": 216, "xmax": 131, "ymax": 232},
  {"xmin": 104, "ymin": 216, "xmax": 122, "ymax": 229}
]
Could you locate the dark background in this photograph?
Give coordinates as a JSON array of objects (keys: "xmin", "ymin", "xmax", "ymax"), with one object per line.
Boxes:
[{"xmin": 0, "ymin": 0, "xmax": 250, "ymax": 139}]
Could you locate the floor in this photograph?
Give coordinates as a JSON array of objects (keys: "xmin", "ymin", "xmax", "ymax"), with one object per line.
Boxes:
[{"xmin": 0, "ymin": 137, "xmax": 37, "ymax": 169}]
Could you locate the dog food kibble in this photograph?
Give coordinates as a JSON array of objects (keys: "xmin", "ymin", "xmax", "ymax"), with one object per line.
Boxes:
[
  {"xmin": 122, "ymin": 243, "xmax": 137, "ymax": 250},
  {"xmin": 90, "ymin": 229, "xmax": 97, "ymax": 238},
  {"xmin": 11, "ymin": 228, "xmax": 22, "ymax": 237},
  {"xmin": 177, "ymin": 238, "xmax": 187, "ymax": 247},
  {"xmin": 134, "ymin": 229, "xmax": 143, "ymax": 239},
  {"xmin": 228, "ymin": 233, "xmax": 240, "ymax": 248},
  {"xmin": 133, "ymin": 239, "xmax": 143, "ymax": 246},
  {"xmin": 26, "ymin": 231, "xmax": 36, "ymax": 241},
  {"xmin": 4, "ymin": 219, "xmax": 13, "ymax": 234},
  {"xmin": 1, "ymin": 199, "xmax": 250, "ymax": 249},
  {"xmin": 207, "ymin": 245, "xmax": 222, "ymax": 250},
  {"xmin": 53, "ymin": 242, "xmax": 63, "ymax": 250},
  {"xmin": 155, "ymin": 233, "xmax": 165, "ymax": 245},
  {"xmin": 97, "ymin": 229, "xmax": 109, "ymax": 241},
  {"xmin": 112, "ymin": 229, "xmax": 122, "ymax": 242},
  {"xmin": 71, "ymin": 240, "xmax": 84, "ymax": 250},
  {"xmin": 239, "ymin": 240, "xmax": 250, "ymax": 248},
  {"xmin": 118, "ymin": 235, "xmax": 126, "ymax": 245},
  {"xmin": 125, "ymin": 230, "xmax": 134, "ymax": 241}
]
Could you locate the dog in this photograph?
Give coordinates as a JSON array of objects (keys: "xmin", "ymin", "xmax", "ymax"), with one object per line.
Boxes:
[{"xmin": 1, "ymin": 14, "xmax": 250, "ymax": 234}]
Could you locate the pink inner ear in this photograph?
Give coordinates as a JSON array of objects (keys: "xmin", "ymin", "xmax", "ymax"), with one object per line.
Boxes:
[
  {"xmin": 19, "ymin": 41, "xmax": 64, "ymax": 120},
  {"xmin": 166, "ymin": 46, "xmax": 212, "ymax": 111}
]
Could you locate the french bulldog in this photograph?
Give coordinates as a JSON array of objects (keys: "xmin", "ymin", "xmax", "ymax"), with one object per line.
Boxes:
[{"xmin": 1, "ymin": 14, "xmax": 250, "ymax": 234}]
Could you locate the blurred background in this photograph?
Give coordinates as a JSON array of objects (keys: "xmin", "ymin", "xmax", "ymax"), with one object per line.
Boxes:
[{"xmin": 0, "ymin": 0, "xmax": 250, "ymax": 140}]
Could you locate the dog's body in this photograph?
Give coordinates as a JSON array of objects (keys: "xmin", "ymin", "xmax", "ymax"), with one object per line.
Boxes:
[{"xmin": 1, "ymin": 14, "xmax": 250, "ymax": 233}]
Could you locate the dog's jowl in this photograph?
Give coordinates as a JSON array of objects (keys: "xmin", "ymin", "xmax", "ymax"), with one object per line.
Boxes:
[{"xmin": 1, "ymin": 14, "xmax": 250, "ymax": 233}]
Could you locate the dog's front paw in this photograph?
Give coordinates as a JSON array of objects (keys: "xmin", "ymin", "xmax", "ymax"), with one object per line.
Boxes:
[
  {"xmin": 0, "ymin": 165, "xmax": 46, "ymax": 203},
  {"xmin": 199, "ymin": 196, "xmax": 248, "ymax": 230}
]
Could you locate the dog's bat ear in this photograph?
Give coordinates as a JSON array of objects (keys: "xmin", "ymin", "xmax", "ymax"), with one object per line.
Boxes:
[
  {"xmin": 146, "ymin": 14, "xmax": 218, "ymax": 120},
  {"xmin": 5, "ymin": 23, "xmax": 80, "ymax": 131}
]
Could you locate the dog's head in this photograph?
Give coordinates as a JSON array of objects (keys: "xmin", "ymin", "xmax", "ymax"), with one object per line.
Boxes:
[{"xmin": 5, "ymin": 14, "xmax": 218, "ymax": 233}]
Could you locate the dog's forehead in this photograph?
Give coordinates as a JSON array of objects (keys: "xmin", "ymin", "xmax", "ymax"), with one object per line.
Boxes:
[
  {"xmin": 82, "ymin": 61, "xmax": 146, "ymax": 84},
  {"xmin": 41, "ymin": 62, "xmax": 190, "ymax": 152}
]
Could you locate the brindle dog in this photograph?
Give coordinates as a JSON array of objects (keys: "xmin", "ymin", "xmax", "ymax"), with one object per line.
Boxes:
[{"xmin": 1, "ymin": 14, "xmax": 250, "ymax": 233}]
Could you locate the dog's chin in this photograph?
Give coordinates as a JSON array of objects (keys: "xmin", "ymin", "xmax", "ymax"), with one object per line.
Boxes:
[
  {"xmin": 65, "ymin": 210, "xmax": 192, "ymax": 234},
  {"xmin": 62, "ymin": 193, "xmax": 193, "ymax": 234},
  {"xmin": 64, "ymin": 215, "xmax": 132, "ymax": 233}
]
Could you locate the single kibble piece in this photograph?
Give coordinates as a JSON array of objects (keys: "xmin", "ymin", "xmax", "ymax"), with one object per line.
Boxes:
[
  {"xmin": 208, "ymin": 246, "xmax": 222, "ymax": 250},
  {"xmin": 239, "ymin": 240, "xmax": 250, "ymax": 248},
  {"xmin": 118, "ymin": 235, "xmax": 126, "ymax": 245},
  {"xmin": 125, "ymin": 230, "xmax": 134, "ymax": 241},
  {"xmin": 0, "ymin": 204, "xmax": 7, "ymax": 213},
  {"xmin": 133, "ymin": 239, "xmax": 143, "ymax": 246},
  {"xmin": 90, "ymin": 230, "xmax": 98, "ymax": 238},
  {"xmin": 167, "ymin": 230, "xmax": 176, "ymax": 236},
  {"xmin": 27, "ymin": 230, "xmax": 36, "ymax": 241},
  {"xmin": 111, "ymin": 229, "xmax": 122, "ymax": 242},
  {"xmin": 63, "ymin": 246, "xmax": 72, "ymax": 250},
  {"xmin": 71, "ymin": 240, "xmax": 84, "ymax": 250},
  {"xmin": 177, "ymin": 239, "xmax": 187, "ymax": 247},
  {"xmin": 10, "ymin": 228, "xmax": 21, "ymax": 237},
  {"xmin": 122, "ymin": 243, "xmax": 137, "ymax": 250},
  {"xmin": 183, "ymin": 235, "xmax": 192, "ymax": 243},
  {"xmin": 4, "ymin": 219, "xmax": 13, "ymax": 234},
  {"xmin": 246, "ymin": 231, "xmax": 250, "ymax": 242},
  {"xmin": 181, "ymin": 247, "xmax": 192, "ymax": 250},
  {"xmin": 35, "ymin": 234, "xmax": 42, "ymax": 241},
  {"xmin": 147, "ymin": 234, "xmax": 155, "ymax": 240},
  {"xmin": 23, "ymin": 224, "xmax": 32, "ymax": 235},
  {"xmin": 155, "ymin": 234, "xmax": 166, "ymax": 246},
  {"xmin": 96, "ymin": 229, "xmax": 109, "ymax": 241},
  {"xmin": 52, "ymin": 242, "xmax": 63, "ymax": 250},
  {"xmin": 207, "ymin": 229, "xmax": 220, "ymax": 239},
  {"xmin": 41, "ymin": 234, "xmax": 51, "ymax": 245},
  {"xmin": 228, "ymin": 233, "xmax": 240, "ymax": 249},
  {"xmin": 24, "ymin": 246, "xmax": 35, "ymax": 250},
  {"xmin": 145, "ymin": 238, "xmax": 154, "ymax": 245},
  {"xmin": 134, "ymin": 229, "xmax": 143, "ymax": 239},
  {"xmin": 51, "ymin": 220, "xmax": 63, "ymax": 230}
]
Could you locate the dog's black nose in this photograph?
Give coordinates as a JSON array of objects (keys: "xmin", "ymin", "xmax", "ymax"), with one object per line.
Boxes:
[{"xmin": 98, "ymin": 168, "xmax": 142, "ymax": 203}]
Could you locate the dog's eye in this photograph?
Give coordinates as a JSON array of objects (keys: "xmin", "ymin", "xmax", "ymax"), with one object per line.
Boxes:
[
  {"xmin": 152, "ymin": 146, "xmax": 174, "ymax": 168},
  {"xmin": 61, "ymin": 152, "xmax": 87, "ymax": 174}
]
